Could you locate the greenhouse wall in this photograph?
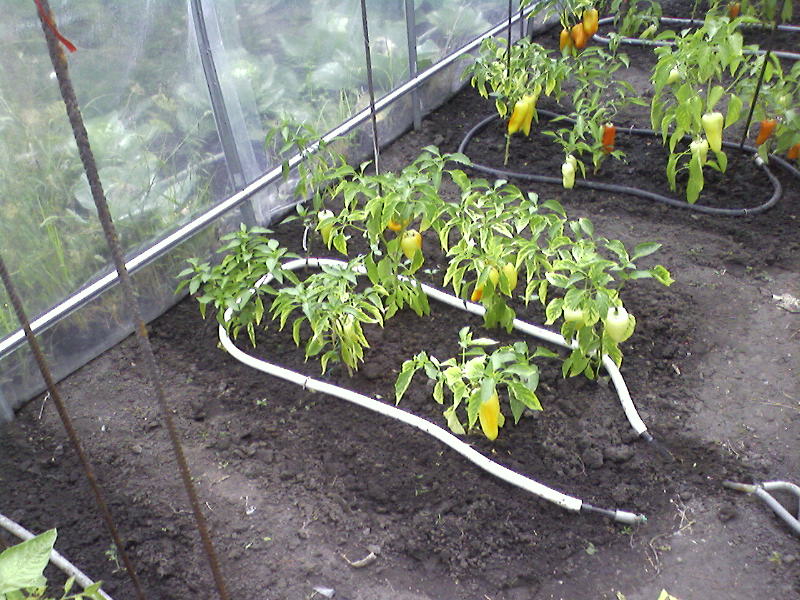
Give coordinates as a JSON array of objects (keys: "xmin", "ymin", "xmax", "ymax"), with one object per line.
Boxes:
[{"xmin": 0, "ymin": 0, "xmax": 531, "ymax": 420}]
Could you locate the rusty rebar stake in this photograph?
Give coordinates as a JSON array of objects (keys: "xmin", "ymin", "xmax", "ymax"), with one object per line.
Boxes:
[
  {"xmin": 0, "ymin": 254, "xmax": 146, "ymax": 600},
  {"xmin": 34, "ymin": 1, "xmax": 230, "ymax": 598}
]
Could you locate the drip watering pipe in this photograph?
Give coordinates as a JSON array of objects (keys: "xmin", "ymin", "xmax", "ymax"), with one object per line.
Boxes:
[
  {"xmin": 592, "ymin": 16, "xmax": 800, "ymax": 61},
  {"xmin": 219, "ymin": 257, "xmax": 651, "ymax": 524},
  {"xmin": 458, "ymin": 111, "xmax": 793, "ymax": 216},
  {"xmin": 0, "ymin": 513, "xmax": 115, "ymax": 600},
  {"xmin": 723, "ymin": 480, "xmax": 800, "ymax": 536}
]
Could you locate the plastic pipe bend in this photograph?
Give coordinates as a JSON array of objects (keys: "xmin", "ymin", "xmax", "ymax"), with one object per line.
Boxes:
[
  {"xmin": 219, "ymin": 257, "xmax": 651, "ymax": 523},
  {"xmin": 723, "ymin": 480, "xmax": 800, "ymax": 536}
]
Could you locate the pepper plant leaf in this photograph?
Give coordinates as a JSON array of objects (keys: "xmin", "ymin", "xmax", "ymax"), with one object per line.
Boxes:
[{"xmin": 0, "ymin": 529, "xmax": 56, "ymax": 595}]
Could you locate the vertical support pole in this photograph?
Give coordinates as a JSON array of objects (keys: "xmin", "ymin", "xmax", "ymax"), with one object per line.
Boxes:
[
  {"xmin": 404, "ymin": 0, "xmax": 422, "ymax": 130},
  {"xmin": 506, "ymin": 0, "xmax": 513, "ymax": 79},
  {"xmin": 189, "ymin": 0, "xmax": 255, "ymax": 223},
  {"xmin": 35, "ymin": 2, "xmax": 231, "ymax": 598},
  {"xmin": 359, "ymin": 0, "xmax": 381, "ymax": 175}
]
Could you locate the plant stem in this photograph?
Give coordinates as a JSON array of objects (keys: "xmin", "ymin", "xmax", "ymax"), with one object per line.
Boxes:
[{"xmin": 504, "ymin": 133, "xmax": 512, "ymax": 166}]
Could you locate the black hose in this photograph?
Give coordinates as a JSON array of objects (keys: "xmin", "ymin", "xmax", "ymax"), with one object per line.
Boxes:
[
  {"xmin": 593, "ymin": 16, "xmax": 800, "ymax": 62},
  {"xmin": 641, "ymin": 431, "xmax": 675, "ymax": 461},
  {"xmin": 458, "ymin": 111, "xmax": 792, "ymax": 216}
]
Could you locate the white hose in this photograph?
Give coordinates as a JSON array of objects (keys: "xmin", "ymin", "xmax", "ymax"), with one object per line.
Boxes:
[
  {"xmin": 220, "ymin": 257, "xmax": 648, "ymax": 523},
  {"xmin": 0, "ymin": 513, "xmax": 115, "ymax": 600},
  {"xmin": 723, "ymin": 480, "xmax": 800, "ymax": 536}
]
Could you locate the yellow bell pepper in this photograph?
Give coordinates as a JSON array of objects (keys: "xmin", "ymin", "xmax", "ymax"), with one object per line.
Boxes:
[
  {"xmin": 478, "ymin": 390, "xmax": 501, "ymax": 441},
  {"xmin": 507, "ymin": 94, "xmax": 537, "ymax": 136}
]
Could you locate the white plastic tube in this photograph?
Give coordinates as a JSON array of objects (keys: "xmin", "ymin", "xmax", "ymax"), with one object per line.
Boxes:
[
  {"xmin": 220, "ymin": 257, "xmax": 649, "ymax": 522},
  {"xmin": 723, "ymin": 480, "xmax": 800, "ymax": 536},
  {"xmin": 0, "ymin": 513, "xmax": 115, "ymax": 600}
]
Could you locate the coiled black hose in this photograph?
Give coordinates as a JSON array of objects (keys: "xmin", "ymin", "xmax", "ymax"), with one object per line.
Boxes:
[
  {"xmin": 458, "ymin": 110, "xmax": 798, "ymax": 216},
  {"xmin": 592, "ymin": 16, "xmax": 800, "ymax": 62}
]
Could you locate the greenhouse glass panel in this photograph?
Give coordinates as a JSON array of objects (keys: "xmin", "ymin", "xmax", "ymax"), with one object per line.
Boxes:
[
  {"xmin": 0, "ymin": 0, "xmax": 526, "ymax": 419},
  {"xmin": 0, "ymin": 0, "xmax": 229, "ymax": 414}
]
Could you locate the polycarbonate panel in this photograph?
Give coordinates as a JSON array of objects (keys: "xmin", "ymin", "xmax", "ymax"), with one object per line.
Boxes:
[
  {"xmin": 0, "ymin": 0, "xmax": 230, "ymax": 416},
  {"xmin": 0, "ymin": 0, "xmax": 521, "ymax": 419},
  {"xmin": 0, "ymin": 228, "xmax": 218, "ymax": 415}
]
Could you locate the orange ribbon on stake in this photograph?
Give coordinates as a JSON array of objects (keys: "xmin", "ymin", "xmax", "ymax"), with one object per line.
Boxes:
[{"xmin": 33, "ymin": 0, "xmax": 77, "ymax": 53}]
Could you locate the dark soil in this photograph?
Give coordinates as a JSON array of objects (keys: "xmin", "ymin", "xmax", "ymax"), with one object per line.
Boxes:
[{"xmin": 2, "ymin": 9, "xmax": 799, "ymax": 600}]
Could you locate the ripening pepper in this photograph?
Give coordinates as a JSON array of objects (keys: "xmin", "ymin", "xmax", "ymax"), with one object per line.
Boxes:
[
  {"xmin": 507, "ymin": 94, "xmax": 537, "ymax": 136},
  {"xmin": 701, "ymin": 112, "xmax": 724, "ymax": 153},
  {"xmin": 666, "ymin": 67, "xmax": 681, "ymax": 85},
  {"xmin": 501, "ymin": 262, "xmax": 518, "ymax": 293},
  {"xmin": 478, "ymin": 390, "xmax": 501, "ymax": 441},
  {"xmin": 601, "ymin": 123, "xmax": 617, "ymax": 154},
  {"xmin": 755, "ymin": 118, "xmax": 777, "ymax": 146},
  {"xmin": 571, "ymin": 21, "xmax": 588, "ymax": 50},
  {"xmin": 561, "ymin": 158, "xmax": 576, "ymax": 189},
  {"xmin": 728, "ymin": 2, "xmax": 741, "ymax": 18},
  {"xmin": 318, "ymin": 209, "xmax": 334, "ymax": 246},
  {"xmin": 400, "ymin": 229, "xmax": 422, "ymax": 260},
  {"xmin": 559, "ymin": 28, "xmax": 574, "ymax": 56},
  {"xmin": 582, "ymin": 8, "xmax": 599, "ymax": 36},
  {"xmin": 690, "ymin": 138, "xmax": 709, "ymax": 166},
  {"xmin": 788, "ymin": 143, "xmax": 800, "ymax": 160}
]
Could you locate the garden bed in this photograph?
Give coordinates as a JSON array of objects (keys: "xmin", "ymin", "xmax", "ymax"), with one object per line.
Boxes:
[{"xmin": 1, "ymin": 10, "xmax": 799, "ymax": 600}]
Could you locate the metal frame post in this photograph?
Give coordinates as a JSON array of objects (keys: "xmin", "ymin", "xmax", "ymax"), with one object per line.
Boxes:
[{"xmin": 404, "ymin": 0, "xmax": 422, "ymax": 130}]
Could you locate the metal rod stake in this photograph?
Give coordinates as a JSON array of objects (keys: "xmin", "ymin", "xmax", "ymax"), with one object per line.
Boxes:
[
  {"xmin": 35, "ymin": 2, "xmax": 231, "ymax": 598},
  {"xmin": 0, "ymin": 254, "xmax": 146, "ymax": 600}
]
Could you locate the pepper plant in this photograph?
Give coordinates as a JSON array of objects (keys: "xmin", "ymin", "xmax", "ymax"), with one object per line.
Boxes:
[
  {"xmin": 269, "ymin": 258, "xmax": 386, "ymax": 374},
  {"xmin": 710, "ymin": 0, "xmax": 793, "ymax": 24},
  {"xmin": 0, "ymin": 529, "xmax": 106, "ymax": 600},
  {"xmin": 464, "ymin": 37, "xmax": 571, "ymax": 163},
  {"xmin": 325, "ymin": 146, "xmax": 470, "ymax": 318},
  {"xmin": 537, "ymin": 227, "xmax": 673, "ymax": 377},
  {"xmin": 650, "ymin": 16, "xmax": 759, "ymax": 203},
  {"xmin": 176, "ymin": 224, "xmax": 297, "ymax": 346},
  {"xmin": 395, "ymin": 326, "xmax": 555, "ymax": 440},
  {"xmin": 607, "ymin": 0, "xmax": 663, "ymax": 40},
  {"xmin": 435, "ymin": 172, "xmax": 673, "ymax": 376},
  {"xmin": 734, "ymin": 58, "xmax": 800, "ymax": 162},
  {"xmin": 544, "ymin": 47, "xmax": 644, "ymax": 180}
]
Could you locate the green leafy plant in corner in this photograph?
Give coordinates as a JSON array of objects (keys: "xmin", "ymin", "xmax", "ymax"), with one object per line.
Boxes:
[
  {"xmin": 0, "ymin": 529, "xmax": 104, "ymax": 600},
  {"xmin": 395, "ymin": 326, "xmax": 556, "ymax": 440}
]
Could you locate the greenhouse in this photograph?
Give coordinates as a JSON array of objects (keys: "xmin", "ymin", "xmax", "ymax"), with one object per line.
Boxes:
[{"xmin": 1, "ymin": 0, "xmax": 798, "ymax": 599}]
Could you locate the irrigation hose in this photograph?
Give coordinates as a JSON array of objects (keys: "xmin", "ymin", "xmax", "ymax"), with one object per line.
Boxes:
[
  {"xmin": 458, "ymin": 110, "xmax": 794, "ymax": 216},
  {"xmin": 723, "ymin": 480, "xmax": 800, "ymax": 536},
  {"xmin": 219, "ymin": 257, "xmax": 653, "ymax": 525},
  {"xmin": 0, "ymin": 513, "xmax": 115, "ymax": 600},
  {"xmin": 593, "ymin": 16, "xmax": 800, "ymax": 62}
]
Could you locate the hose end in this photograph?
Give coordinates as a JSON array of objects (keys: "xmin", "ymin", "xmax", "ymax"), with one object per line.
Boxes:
[
  {"xmin": 642, "ymin": 432, "xmax": 675, "ymax": 461},
  {"xmin": 723, "ymin": 480, "xmax": 758, "ymax": 493},
  {"xmin": 582, "ymin": 503, "xmax": 647, "ymax": 525},
  {"xmin": 615, "ymin": 510, "xmax": 648, "ymax": 525}
]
